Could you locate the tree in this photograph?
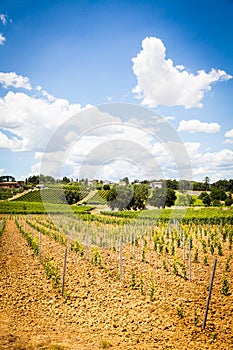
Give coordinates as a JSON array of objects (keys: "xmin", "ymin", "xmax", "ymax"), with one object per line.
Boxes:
[
  {"xmin": 106, "ymin": 184, "xmax": 148, "ymax": 211},
  {"xmin": 120, "ymin": 177, "xmax": 129, "ymax": 185},
  {"xmin": 28, "ymin": 175, "xmax": 39, "ymax": 184},
  {"xmin": 166, "ymin": 179, "xmax": 178, "ymax": 190},
  {"xmin": 106, "ymin": 185, "xmax": 133, "ymax": 210},
  {"xmin": 165, "ymin": 188, "xmax": 177, "ymax": 207},
  {"xmin": 131, "ymin": 184, "xmax": 148, "ymax": 210},
  {"xmin": 202, "ymin": 194, "xmax": 211, "ymax": 206},
  {"xmin": 175, "ymin": 193, "xmax": 193, "ymax": 206},
  {"xmin": 64, "ymin": 188, "xmax": 81, "ymax": 204},
  {"xmin": 210, "ymin": 188, "xmax": 227, "ymax": 201},
  {"xmin": 178, "ymin": 179, "xmax": 191, "ymax": 191},
  {"xmin": 148, "ymin": 188, "xmax": 176, "ymax": 208},
  {"xmin": 62, "ymin": 176, "xmax": 70, "ymax": 184},
  {"xmin": 225, "ymin": 194, "xmax": 233, "ymax": 206},
  {"xmin": 0, "ymin": 175, "xmax": 16, "ymax": 182},
  {"xmin": 204, "ymin": 176, "xmax": 210, "ymax": 189}
]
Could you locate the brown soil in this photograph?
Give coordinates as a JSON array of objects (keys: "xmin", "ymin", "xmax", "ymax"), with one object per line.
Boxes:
[{"xmin": 0, "ymin": 218, "xmax": 233, "ymax": 349}]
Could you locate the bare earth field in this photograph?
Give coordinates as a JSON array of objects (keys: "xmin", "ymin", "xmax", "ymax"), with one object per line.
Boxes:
[{"xmin": 0, "ymin": 218, "xmax": 233, "ymax": 349}]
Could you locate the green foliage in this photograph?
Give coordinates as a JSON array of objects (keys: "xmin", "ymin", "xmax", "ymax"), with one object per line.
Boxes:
[
  {"xmin": 101, "ymin": 339, "xmax": 112, "ymax": 349},
  {"xmin": 210, "ymin": 188, "xmax": 227, "ymax": 201},
  {"xmin": 0, "ymin": 187, "xmax": 24, "ymax": 200},
  {"xmin": 0, "ymin": 218, "xmax": 6, "ymax": 237},
  {"xmin": 225, "ymin": 195, "xmax": 233, "ymax": 207},
  {"xmin": 131, "ymin": 184, "xmax": 148, "ymax": 210},
  {"xmin": 225, "ymin": 254, "xmax": 232, "ymax": 272},
  {"xmin": 203, "ymin": 255, "xmax": 208, "ymax": 266},
  {"xmin": 100, "ymin": 207, "xmax": 233, "ymax": 224},
  {"xmin": 14, "ymin": 186, "xmax": 83, "ymax": 205},
  {"xmin": 130, "ymin": 269, "xmax": 136, "ymax": 289},
  {"xmin": 217, "ymin": 243, "xmax": 223, "ymax": 256},
  {"xmin": 43, "ymin": 258, "xmax": 60, "ymax": 288},
  {"xmin": 148, "ymin": 187, "xmax": 176, "ymax": 208},
  {"xmin": 142, "ymin": 238, "xmax": 147, "ymax": 262},
  {"xmin": 15, "ymin": 219, "xmax": 39, "ymax": 255},
  {"xmin": 0, "ymin": 200, "xmax": 94, "ymax": 215},
  {"xmin": 177, "ymin": 306, "xmax": 184, "ymax": 318},
  {"xmin": 221, "ymin": 274, "xmax": 230, "ymax": 296},
  {"xmin": 91, "ymin": 248, "xmax": 103, "ymax": 268},
  {"xmin": 84, "ymin": 190, "xmax": 108, "ymax": 204},
  {"xmin": 106, "ymin": 185, "xmax": 134, "ymax": 210},
  {"xmin": 175, "ymin": 193, "xmax": 193, "ymax": 206},
  {"xmin": 70, "ymin": 240, "xmax": 84, "ymax": 256},
  {"xmin": 140, "ymin": 274, "xmax": 144, "ymax": 295},
  {"xmin": 149, "ymin": 274, "xmax": 156, "ymax": 301},
  {"xmin": 194, "ymin": 310, "xmax": 199, "ymax": 325},
  {"xmin": 172, "ymin": 262, "xmax": 178, "ymax": 276},
  {"xmin": 202, "ymin": 194, "xmax": 211, "ymax": 207},
  {"xmin": 162, "ymin": 258, "xmax": 168, "ymax": 271}
]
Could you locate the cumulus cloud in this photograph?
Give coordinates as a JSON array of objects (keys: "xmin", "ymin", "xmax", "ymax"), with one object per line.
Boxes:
[
  {"xmin": 225, "ymin": 128, "xmax": 233, "ymax": 138},
  {"xmin": 0, "ymin": 14, "xmax": 7, "ymax": 25},
  {"xmin": 0, "ymin": 33, "xmax": 6, "ymax": 45},
  {"xmin": 184, "ymin": 142, "xmax": 233, "ymax": 181},
  {"xmin": 132, "ymin": 36, "xmax": 232, "ymax": 109},
  {"xmin": 0, "ymin": 131, "xmax": 23, "ymax": 150},
  {"xmin": 0, "ymin": 72, "xmax": 32, "ymax": 90},
  {"xmin": 0, "ymin": 91, "xmax": 82, "ymax": 152},
  {"xmin": 178, "ymin": 119, "xmax": 220, "ymax": 133}
]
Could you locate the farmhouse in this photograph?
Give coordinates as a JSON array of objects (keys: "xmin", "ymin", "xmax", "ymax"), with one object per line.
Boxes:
[
  {"xmin": 0, "ymin": 181, "xmax": 24, "ymax": 189},
  {"xmin": 149, "ymin": 181, "xmax": 163, "ymax": 189}
]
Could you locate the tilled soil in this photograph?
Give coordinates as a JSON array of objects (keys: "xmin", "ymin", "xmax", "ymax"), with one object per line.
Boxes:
[{"xmin": 0, "ymin": 218, "xmax": 233, "ymax": 349}]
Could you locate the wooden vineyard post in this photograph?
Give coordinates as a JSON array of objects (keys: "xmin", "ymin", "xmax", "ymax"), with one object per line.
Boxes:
[
  {"xmin": 133, "ymin": 232, "xmax": 136, "ymax": 260},
  {"xmin": 119, "ymin": 238, "xmax": 123, "ymax": 282},
  {"xmin": 38, "ymin": 231, "xmax": 41, "ymax": 261},
  {"xmin": 61, "ymin": 247, "xmax": 68, "ymax": 296},
  {"xmin": 86, "ymin": 224, "xmax": 89, "ymax": 261},
  {"xmin": 188, "ymin": 237, "xmax": 192, "ymax": 282},
  {"xmin": 202, "ymin": 258, "xmax": 217, "ymax": 330}
]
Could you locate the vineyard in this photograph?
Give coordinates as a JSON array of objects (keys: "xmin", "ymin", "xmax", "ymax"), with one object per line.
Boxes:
[{"xmin": 0, "ymin": 208, "xmax": 233, "ymax": 349}]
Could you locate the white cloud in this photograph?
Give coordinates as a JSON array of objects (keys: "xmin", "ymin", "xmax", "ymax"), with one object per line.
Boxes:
[
  {"xmin": 225, "ymin": 128, "xmax": 233, "ymax": 138},
  {"xmin": 0, "ymin": 91, "xmax": 82, "ymax": 152},
  {"xmin": 224, "ymin": 139, "xmax": 233, "ymax": 144},
  {"xmin": 178, "ymin": 119, "xmax": 220, "ymax": 133},
  {"xmin": 0, "ymin": 72, "xmax": 32, "ymax": 90},
  {"xmin": 132, "ymin": 36, "xmax": 232, "ymax": 109},
  {"xmin": 0, "ymin": 168, "xmax": 4, "ymax": 175},
  {"xmin": 165, "ymin": 116, "xmax": 175, "ymax": 121},
  {"xmin": 0, "ymin": 14, "xmax": 7, "ymax": 25},
  {"xmin": 0, "ymin": 33, "xmax": 6, "ymax": 45},
  {"xmin": 36, "ymin": 85, "xmax": 55, "ymax": 102},
  {"xmin": 184, "ymin": 142, "xmax": 233, "ymax": 181},
  {"xmin": 0, "ymin": 131, "xmax": 23, "ymax": 150}
]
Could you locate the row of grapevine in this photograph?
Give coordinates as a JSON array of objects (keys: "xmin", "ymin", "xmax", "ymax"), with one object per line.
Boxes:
[{"xmin": 17, "ymin": 214, "xmax": 232, "ymax": 292}]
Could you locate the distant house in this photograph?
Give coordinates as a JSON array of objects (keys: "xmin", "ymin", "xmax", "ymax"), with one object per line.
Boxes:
[
  {"xmin": 103, "ymin": 180, "xmax": 115, "ymax": 185},
  {"xmin": 88, "ymin": 179, "xmax": 99, "ymax": 186},
  {"xmin": 36, "ymin": 184, "xmax": 46, "ymax": 189},
  {"xmin": 149, "ymin": 181, "xmax": 163, "ymax": 189},
  {"xmin": 119, "ymin": 180, "xmax": 127, "ymax": 186},
  {"xmin": 0, "ymin": 181, "xmax": 24, "ymax": 189}
]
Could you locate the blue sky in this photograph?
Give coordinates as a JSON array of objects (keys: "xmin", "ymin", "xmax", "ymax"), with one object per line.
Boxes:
[{"xmin": 0, "ymin": 0, "xmax": 232, "ymax": 182}]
